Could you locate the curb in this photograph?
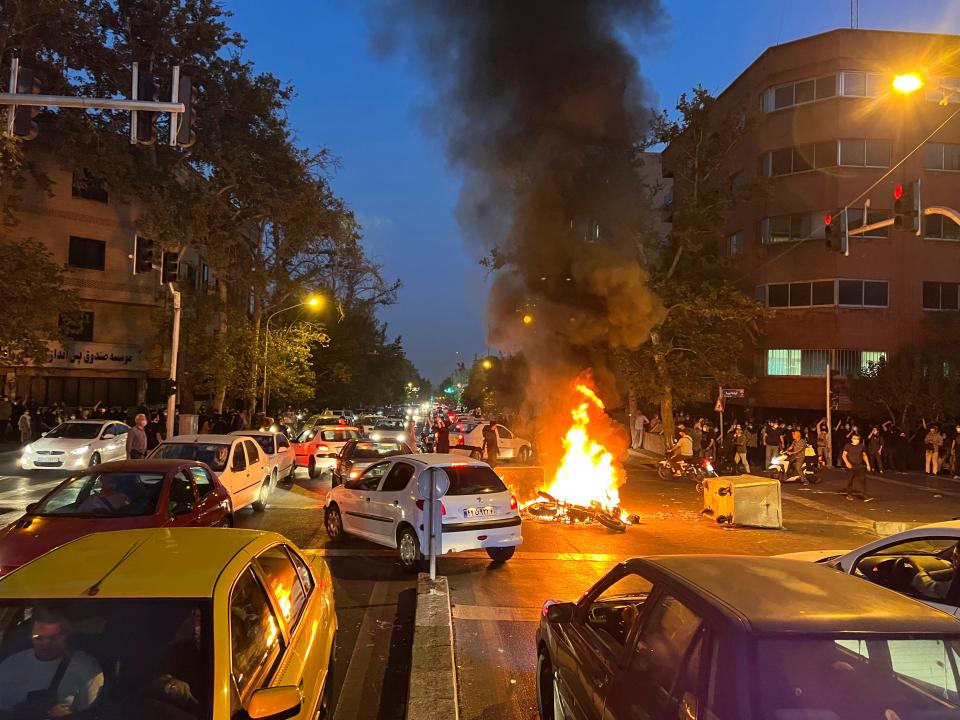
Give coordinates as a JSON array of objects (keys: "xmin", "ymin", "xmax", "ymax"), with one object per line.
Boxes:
[{"xmin": 406, "ymin": 573, "xmax": 459, "ymax": 720}]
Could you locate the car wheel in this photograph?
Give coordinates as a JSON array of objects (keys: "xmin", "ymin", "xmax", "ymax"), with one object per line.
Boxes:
[
  {"xmin": 89, "ymin": 452, "xmax": 101, "ymax": 468},
  {"xmin": 536, "ymin": 652, "xmax": 559, "ymax": 720},
  {"xmin": 325, "ymin": 504, "xmax": 344, "ymax": 541},
  {"xmin": 271, "ymin": 467, "xmax": 278, "ymax": 486},
  {"xmin": 486, "ymin": 546, "xmax": 516, "ymax": 563},
  {"xmin": 518, "ymin": 446, "xmax": 531, "ymax": 464},
  {"xmin": 308, "ymin": 457, "xmax": 318, "ymax": 479},
  {"xmin": 252, "ymin": 479, "xmax": 270, "ymax": 512},
  {"xmin": 286, "ymin": 462, "xmax": 296, "ymax": 483},
  {"xmin": 397, "ymin": 525, "xmax": 423, "ymax": 573}
]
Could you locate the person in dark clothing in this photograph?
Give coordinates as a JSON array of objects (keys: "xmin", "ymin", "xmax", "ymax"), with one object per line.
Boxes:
[
  {"xmin": 842, "ymin": 433, "xmax": 872, "ymax": 502},
  {"xmin": 434, "ymin": 418, "xmax": 450, "ymax": 454},
  {"xmin": 481, "ymin": 422, "xmax": 499, "ymax": 468},
  {"xmin": 145, "ymin": 413, "xmax": 163, "ymax": 450},
  {"xmin": 866, "ymin": 425, "xmax": 883, "ymax": 474}
]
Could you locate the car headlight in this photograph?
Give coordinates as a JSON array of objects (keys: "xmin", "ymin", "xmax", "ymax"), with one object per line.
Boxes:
[
  {"xmin": 21, "ymin": 444, "xmax": 32, "ymax": 455},
  {"xmin": 397, "ymin": 434, "xmax": 407, "ymax": 443},
  {"xmin": 371, "ymin": 433, "xmax": 382, "ymax": 441},
  {"xmin": 70, "ymin": 445, "xmax": 90, "ymax": 456}
]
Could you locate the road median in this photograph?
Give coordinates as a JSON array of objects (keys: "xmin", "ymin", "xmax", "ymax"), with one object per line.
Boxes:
[{"xmin": 407, "ymin": 573, "xmax": 458, "ymax": 720}]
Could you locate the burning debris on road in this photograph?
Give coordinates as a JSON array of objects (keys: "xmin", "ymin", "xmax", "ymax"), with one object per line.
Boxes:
[{"xmin": 524, "ymin": 489, "xmax": 641, "ymax": 532}]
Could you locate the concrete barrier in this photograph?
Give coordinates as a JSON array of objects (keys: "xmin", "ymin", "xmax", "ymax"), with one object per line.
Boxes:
[{"xmin": 406, "ymin": 573, "xmax": 459, "ymax": 720}]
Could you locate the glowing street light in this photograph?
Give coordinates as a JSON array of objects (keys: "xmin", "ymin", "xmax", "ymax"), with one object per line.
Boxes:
[
  {"xmin": 892, "ymin": 73, "xmax": 924, "ymax": 95},
  {"xmin": 522, "ymin": 313, "xmax": 534, "ymax": 326},
  {"xmin": 482, "ymin": 359, "xmax": 492, "ymax": 370},
  {"xmin": 262, "ymin": 293, "xmax": 324, "ymax": 412}
]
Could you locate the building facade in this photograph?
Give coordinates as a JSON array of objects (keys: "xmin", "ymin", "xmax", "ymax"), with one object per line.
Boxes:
[
  {"xmin": 671, "ymin": 28, "xmax": 960, "ymax": 412},
  {"xmin": 2, "ymin": 156, "xmax": 213, "ymax": 410}
]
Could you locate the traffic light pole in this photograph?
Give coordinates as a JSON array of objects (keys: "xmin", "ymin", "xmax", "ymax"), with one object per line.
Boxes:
[
  {"xmin": 825, "ymin": 364, "xmax": 833, "ymax": 467},
  {"xmin": 166, "ymin": 284, "xmax": 181, "ymax": 440}
]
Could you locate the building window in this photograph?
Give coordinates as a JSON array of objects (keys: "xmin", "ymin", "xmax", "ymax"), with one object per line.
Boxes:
[
  {"xmin": 761, "ymin": 74, "xmax": 836, "ymax": 112},
  {"xmin": 924, "ymin": 214, "xmax": 960, "ymax": 240},
  {"xmin": 759, "ymin": 279, "xmax": 884, "ymax": 308},
  {"xmin": 767, "ymin": 349, "xmax": 801, "ymax": 376},
  {"xmin": 761, "ymin": 213, "xmax": 820, "ymax": 243},
  {"xmin": 762, "ymin": 143, "xmax": 836, "ymax": 177},
  {"xmin": 71, "ymin": 169, "xmax": 108, "ymax": 203},
  {"xmin": 924, "ymin": 143, "xmax": 960, "ymax": 171},
  {"xmin": 923, "ymin": 281, "xmax": 960, "ymax": 310},
  {"xmin": 68, "ymin": 236, "xmax": 106, "ymax": 271},
  {"xmin": 839, "ymin": 138, "xmax": 891, "ymax": 167},
  {"xmin": 840, "ymin": 71, "xmax": 883, "ymax": 98},
  {"xmin": 846, "ymin": 207, "xmax": 891, "ymax": 238},
  {"xmin": 58, "ymin": 311, "xmax": 94, "ymax": 342},
  {"xmin": 728, "ymin": 231, "xmax": 744, "ymax": 257},
  {"xmin": 201, "ymin": 262, "xmax": 210, "ymax": 285}
]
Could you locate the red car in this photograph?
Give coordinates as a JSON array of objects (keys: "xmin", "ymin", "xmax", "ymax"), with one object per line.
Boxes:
[
  {"xmin": 0, "ymin": 459, "xmax": 232, "ymax": 576},
  {"xmin": 293, "ymin": 425, "xmax": 361, "ymax": 478}
]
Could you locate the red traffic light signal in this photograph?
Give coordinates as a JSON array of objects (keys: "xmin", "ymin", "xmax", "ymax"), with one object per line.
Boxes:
[
  {"xmin": 894, "ymin": 183, "xmax": 904, "ymax": 201},
  {"xmin": 824, "ymin": 213, "xmax": 832, "ymax": 226}
]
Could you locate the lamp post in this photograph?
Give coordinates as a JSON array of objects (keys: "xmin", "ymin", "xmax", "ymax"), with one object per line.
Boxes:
[{"xmin": 262, "ymin": 295, "xmax": 321, "ymax": 415}]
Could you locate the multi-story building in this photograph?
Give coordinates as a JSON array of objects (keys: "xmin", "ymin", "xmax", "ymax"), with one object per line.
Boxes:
[
  {"xmin": 667, "ymin": 28, "xmax": 960, "ymax": 412},
  {"xmin": 2, "ymin": 156, "xmax": 213, "ymax": 409}
]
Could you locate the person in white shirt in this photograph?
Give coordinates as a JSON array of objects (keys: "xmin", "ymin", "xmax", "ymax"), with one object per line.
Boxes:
[
  {"xmin": 632, "ymin": 411, "xmax": 649, "ymax": 450},
  {"xmin": 0, "ymin": 609, "xmax": 103, "ymax": 716}
]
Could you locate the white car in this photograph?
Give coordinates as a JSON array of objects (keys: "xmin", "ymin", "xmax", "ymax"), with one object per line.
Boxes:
[
  {"xmin": 323, "ymin": 453, "xmax": 522, "ymax": 572},
  {"xmin": 448, "ymin": 421, "xmax": 533, "ymax": 463},
  {"xmin": 21, "ymin": 420, "xmax": 129, "ymax": 471},
  {"xmin": 230, "ymin": 430, "xmax": 296, "ymax": 485},
  {"xmin": 369, "ymin": 419, "xmax": 410, "ymax": 444},
  {"xmin": 149, "ymin": 434, "xmax": 273, "ymax": 512},
  {"xmin": 322, "ymin": 408, "xmax": 357, "ymax": 422},
  {"xmin": 779, "ymin": 519, "xmax": 960, "ymax": 618}
]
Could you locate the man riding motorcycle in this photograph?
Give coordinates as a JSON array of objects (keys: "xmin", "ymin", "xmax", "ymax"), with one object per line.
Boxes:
[
  {"xmin": 668, "ymin": 426, "xmax": 695, "ymax": 472},
  {"xmin": 784, "ymin": 429, "xmax": 809, "ymax": 483}
]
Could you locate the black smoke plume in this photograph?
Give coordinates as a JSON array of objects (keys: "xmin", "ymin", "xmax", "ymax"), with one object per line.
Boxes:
[{"xmin": 372, "ymin": 1, "xmax": 666, "ymax": 465}]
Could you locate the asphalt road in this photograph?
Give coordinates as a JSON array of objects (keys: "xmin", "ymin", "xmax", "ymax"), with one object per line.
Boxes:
[{"xmin": 0, "ymin": 451, "xmax": 956, "ymax": 720}]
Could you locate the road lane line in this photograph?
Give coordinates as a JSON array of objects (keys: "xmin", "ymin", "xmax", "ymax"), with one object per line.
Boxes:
[
  {"xmin": 333, "ymin": 581, "xmax": 392, "ymax": 720},
  {"xmin": 452, "ymin": 605, "xmax": 540, "ymax": 622}
]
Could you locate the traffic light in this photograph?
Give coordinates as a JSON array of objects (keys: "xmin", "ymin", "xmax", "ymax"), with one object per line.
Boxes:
[
  {"xmin": 12, "ymin": 68, "xmax": 40, "ymax": 140},
  {"xmin": 134, "ymin": 73, "xmax": 158, "ymax": 145},
  {"xmin": 164, "ymin": 378, "xmax": 178, "ymax": 397},
  {"xmin": 825, "ymin": 212, "xmax": 841, "ymax": 251},
  {"xmin": 133, "ymin": 236, "xmax": 154, "ymax": 274},
  {"xmin": 160, "ymin": 251, "xmax": 179, "ymax": 284},
  {"xmin": 893, "ymin": 180, "xmax": 921, "ymax": 233},
  {"xmin": 175, "ymin": 76, "xmax": 198, "ymax": 148}
]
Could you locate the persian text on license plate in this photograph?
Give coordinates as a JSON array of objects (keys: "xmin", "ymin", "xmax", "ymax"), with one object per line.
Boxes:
[{"xmin": 463, "ymin": 506, "xmax": 496, "ymax": 519}]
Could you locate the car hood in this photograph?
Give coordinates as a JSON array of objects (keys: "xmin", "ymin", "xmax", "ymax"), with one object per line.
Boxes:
[
  {"xmin": 0, "ymin": 514, "xmax": 162, "ymax": 569},
  {"xmin": 775, "ymin": 549, "xmax": 849, "ymax": 564},
  {"xmin": 27, "ymin": 437, "xmax": 97, "ymax": 451}
]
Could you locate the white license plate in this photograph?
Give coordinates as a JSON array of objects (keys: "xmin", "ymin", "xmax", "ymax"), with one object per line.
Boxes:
[{"xmin": 462, "ymin": 506, "xmax": 497, "ymax": 519}]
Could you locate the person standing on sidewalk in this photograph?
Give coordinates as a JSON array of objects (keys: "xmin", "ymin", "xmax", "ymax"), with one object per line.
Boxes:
[
  {"xmin": 866, "ymin": 425, "xmax": 884, "ymax": 474},
  {"xmin": 632, "ymin": 410, "xmax": 648, "ymax": 450},
  {"xmin": 763, "ymin": 420, "xmax": 781, "ymax": 469},
  {"xmin": 732, "ymin": 426, "xmax": 749, "ymax": 473},
  {"xmin": 17, "ymin": 408, "xmax": 31, "ymax": 446},
  {"xmin": 126, "ymin": 413, "xmax": 148, "ymax": 459},
  {"xmin": 842, "ymin": 433, "xmax": 872, "ymax": 502},
  {"xmin": 923, "ymin": 421, "xmax": 944, "ymax": 475}
]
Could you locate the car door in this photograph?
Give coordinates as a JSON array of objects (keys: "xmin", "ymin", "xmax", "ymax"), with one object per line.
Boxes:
[
  {"xmin": 603, "ymin": 591, "xmax": 707, "ymax": 719},
  {"xmin": 275, "ymin": 433, "xmax": 294, "ymax": 476},
  {"xmin": 190, "ymin": 466, "xmax": 228, "ymax": 526},
  {"xmin": 227, "ymin": 441, "xmax": 250, "ymax": 505},
  {"xmin": 552, "ymin": 568, "xmax": 656, "ymax": 719},
  {"xmin": 167, "ymin": 470, "xmax": 201, "ymax": 527},
  {"xmin": 340, "ymin": 461, "xmax": 390, "ymax": 538},
  {"xmin": 496, "ymin": 426, "xmax": 516, "ymax": 458},
  {"xmin": 847, "ymin": 536, "xmax": 960, "ymax": 617},
  {"xmin": 111, "ymin": 423, "xmax": 129, "ymax": 459},
  {"xmin": 368, "ymin": 461, "xmax": 417, "ymax": 544},
  {"xmin": 244, "ymin": 439, "xmax": 268, "ymax": 495},
  {"xmin": 98, "ymin": 423, "xmax": 120, "ymax": 460}
]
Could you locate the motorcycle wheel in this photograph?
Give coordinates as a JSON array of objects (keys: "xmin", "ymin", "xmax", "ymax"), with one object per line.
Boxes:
[
  {"xmin": 597, "ymin": 512, "xmax": 627, "ymax": 533},
  {"xmin": 657, "ymin": 463, "xmax": 672, "ymax": 480}
]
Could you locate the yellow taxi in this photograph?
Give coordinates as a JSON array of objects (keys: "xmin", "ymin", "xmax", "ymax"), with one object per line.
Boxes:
[{"xmin": 0, "ymin": 527, "xmax": 336, "ymax": 719}]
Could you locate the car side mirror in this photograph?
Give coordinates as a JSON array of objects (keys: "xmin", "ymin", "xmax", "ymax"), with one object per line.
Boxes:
[
  {"xmin": 246, "ymin": 686, "xmax": 302, "ymax": 720},
  {"xmin": 171, "ymin": 502, "xmax": 194, "ymax": 517},
  {"xmin": 102, "ymin": 433, "xmax": 115, "ymax": 440},
  {"xmin": 40, "ymin": 432, "xmax": 47, "ymax": 437},
  {"xmin": 25, "ymin": 503, "xmax": 37, "ymax": 515},
  {"xmin": 545, "ymin": 601, "xmax": 576, "ymax": 624}
]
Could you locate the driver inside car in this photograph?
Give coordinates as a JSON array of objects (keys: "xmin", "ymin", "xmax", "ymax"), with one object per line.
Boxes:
[
  {"xmin": 76, "ymin": 476, "xmax": 130, "ymax": 514},
  {"xmin": 910, "ymin": 542, "xmax": 960, "ymax": 600}
]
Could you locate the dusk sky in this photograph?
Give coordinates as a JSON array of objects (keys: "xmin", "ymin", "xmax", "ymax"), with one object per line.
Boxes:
[{"xmin": 225, "ymin": 0, "xmax": 960, "ymax": 383}]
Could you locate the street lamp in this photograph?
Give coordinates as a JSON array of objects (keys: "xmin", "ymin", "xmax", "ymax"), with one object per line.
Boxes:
[
  {"xmin": 482, "ymin": 359, "xmax": 493, "ymax": 370},
  {"xmin": 893, "ymin": 73, "xmax": 924, "ymax": 95},
  {"xmin": 262, "ymin": 294, "xmax": 323, "ymax": 414},
  {"xmin": 522, "ymin": 313, "xmax": 534, "ymax": 326}
]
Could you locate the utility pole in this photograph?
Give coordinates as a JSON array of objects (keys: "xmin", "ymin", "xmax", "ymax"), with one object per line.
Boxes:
[
  {"xmin": 825, "ymin": 363, "xmax": 833, "ymax": 467},
  {"xmin": 166, "ymin": 284, "xmax": 181, "ymax": 439}
]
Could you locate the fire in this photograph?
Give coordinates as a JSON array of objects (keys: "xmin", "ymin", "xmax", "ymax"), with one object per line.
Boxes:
[{"xmin": 540, "ymin": 383, "xmax": 623, "ymax": 514}]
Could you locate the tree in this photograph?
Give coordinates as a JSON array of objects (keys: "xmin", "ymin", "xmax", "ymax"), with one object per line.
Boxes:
[
  {"xmin": 620, "ymin": 87, "xmax": 768, "ymax": 440},
  {"xmin": 461, "ymin": 355, "xmax": 529, "ymax": 422}
]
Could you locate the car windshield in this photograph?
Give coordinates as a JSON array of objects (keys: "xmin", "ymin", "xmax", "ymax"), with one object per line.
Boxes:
[
  {"xmin": 31, "ymin": 472, "xmax": 166, "ymax": 517},
  {"xmin": 755, "ymin": 636, "xmax": 960, "ymax": 718},
  {"xmin": 43, "ymin": 423, "xmax": 103, "ymax": 440},
  {"xmin": 348, "ymin": 442, "xmax": 405, "ymax": 460},
  {"xmin": 151, "ymin": 443, "xmax": 230, "ymax": 472},
  {"xmin": 439, "ymin": 465, "xmax": 507, "ymax": 495},
  {"xmin": 0, "ymin": 599, "xmax": 212, "ymax": 719},
  {"xmin": 374, "ymin": 421, "xmax": 404, "ymax": 430}
]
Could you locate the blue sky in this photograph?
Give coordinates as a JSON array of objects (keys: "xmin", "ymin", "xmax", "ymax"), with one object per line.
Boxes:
[{"xmin": 225, "ymin": 0, "xmax": 960, "ymax": 382}]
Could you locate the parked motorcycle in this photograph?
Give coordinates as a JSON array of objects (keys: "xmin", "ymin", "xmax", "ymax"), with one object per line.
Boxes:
[{"xmin": 766, "ymin": 449, "xmax": 824, "ymax": 483}]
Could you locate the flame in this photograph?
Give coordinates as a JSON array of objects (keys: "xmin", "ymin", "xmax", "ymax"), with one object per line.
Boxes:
[{"xmin": 540, "ymin": 383, "xmax": 623, "ymax": 514}]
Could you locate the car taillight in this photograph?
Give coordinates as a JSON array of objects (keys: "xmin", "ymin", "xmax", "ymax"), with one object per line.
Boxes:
[
  {"xmin": 509, "ymin": 495, "xmax": 518, "ymax": 511},
  {"xmin": 457, "ymin": 435, "xmax": 465, "ymax": 445},
  {"xmin": 318, "ymin": 444, "xmax": 329, "ymax": 452},
  {"xmin": 415, "ymin": 499, "xmax": 446, "ymax": 515}
]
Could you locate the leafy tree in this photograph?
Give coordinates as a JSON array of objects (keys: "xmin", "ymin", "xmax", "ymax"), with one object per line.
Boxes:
[
  {"xmin": 461, "ymin": 355, "xmax": 529, "ymax": 422},
  {"xmin": 620, "ymin": 87, "xmax": 767, "ymax": 440}
]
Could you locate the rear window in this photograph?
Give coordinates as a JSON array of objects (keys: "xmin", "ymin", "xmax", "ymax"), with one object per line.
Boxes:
[
  {"xmin": 439, "ymin": 465, "xmax": 507, "ymax": 495},
  {"xmin": 320, "ymin": 430, "xmax": 353, "ymax": 442},
  {"xmin": 348, "ymin": 442, "xmax": 405, "ymax": 459}
]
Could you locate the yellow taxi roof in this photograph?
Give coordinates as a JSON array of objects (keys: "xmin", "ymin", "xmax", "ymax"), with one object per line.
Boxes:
[{"xmin": 0, "ymin": 528, "xmax": 282, "ymax": 599}]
